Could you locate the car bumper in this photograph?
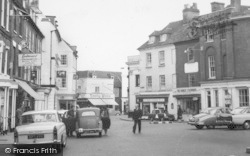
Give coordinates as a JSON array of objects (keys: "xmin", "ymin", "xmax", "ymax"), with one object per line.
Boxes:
[{"xmin": 76, "ymin": 128, "xmax": 102, "ymax": 134}]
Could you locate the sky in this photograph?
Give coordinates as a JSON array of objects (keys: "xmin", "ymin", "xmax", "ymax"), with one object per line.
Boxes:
[{"xmin": 39, "ymin": 0, "xmax": 250, "ymax": 96}]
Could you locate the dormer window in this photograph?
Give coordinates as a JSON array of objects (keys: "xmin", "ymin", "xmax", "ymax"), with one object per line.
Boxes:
[
  {"xmin": 148, "ymin": 36, "xmax": 155, "ymax": 44},
  {"xmin": 160, "ymin": 34, "xmax": 167, "ymax": 42}
]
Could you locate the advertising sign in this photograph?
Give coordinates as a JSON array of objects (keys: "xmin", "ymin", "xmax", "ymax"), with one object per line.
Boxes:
[{"xmin": 18, "ymin": 54, "xmax": 41, "ymax": 66}]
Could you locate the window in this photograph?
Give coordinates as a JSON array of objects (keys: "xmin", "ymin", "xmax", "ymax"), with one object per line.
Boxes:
[
  {"xmin": 135, "ymin": 75, "xmax": 140, "ymax": 87},
  {"xmin": 12, "ymin": 47, "xmax": 16, "ymax": 75},
  {"xmin": 146, "ymin": 53, "xmax": 152, "ymax": 67},
  {"xmin": 146, "ymin": 76, "xmax": 152, "ymax": 90},
  {"xmin": 160, "ymin": 34, "xmax": 167, "ymax": 42},
  {"xmin": 159, "ymin": 75, "xmax": 165, "ymax": 90},
  {"xmin": 208, "ymin": 56, "xmax": 216, "ymax": 79},
  {"xmin": 148, "ymin": 36, "xmax": 155, "ymax": 44},
  {"xmin": 61, "ymin": 55, "xmax": 67, "ymax": 65},
  {"xmin": 188, "ymin": 74, "xmax": 195, "ymax": 87},
  {"xmin": 78, "ymin": 86, "xmax": 81, "ymax": 89},
  {"xmin": 207, "ymin": 91, "xmax": 211, "ymax": 107},
  {"xmin": 187, "ymin": 49, "xmax": 194, "ymax": 62},
  {"xmin": 6, "ymin": 0, "xmax": 9, "ymax": 31},
  {"xmin": 61, "ymin": 77, "xmax": 67, "ymax": 88},
  {"xmin": 95, "ymin": 86, "xmax": 100, "ymax": 93},
  {"xmin": 239, "ymin": 89, "xmax": 249, "ymax": 106},
  {"xmin": 206, "ymin": 29, "xmax": 214, "ymax": 42},
  {"xmin": 215, "ymin": 90, "xmax": 219, "ymax": 107},
  {"xmin": 1, "ymin": 0, "xmax": 5, "ymax": 27},
  {"xmin": 159, "ymin": 51, "xmax": 165, "ymax": 66}
]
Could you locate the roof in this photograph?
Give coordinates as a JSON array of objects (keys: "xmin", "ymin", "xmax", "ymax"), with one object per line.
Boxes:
[
  {"xmin": 22, "ymin": 110, "xmax": 58, "ymax": 115},
  {"xmin": 138, "ymin": 4, "xmax": 250, "ymax": 51},
  {"xmin": 77, "ymin": 70, "xmax": 122, "ymax": 88}
]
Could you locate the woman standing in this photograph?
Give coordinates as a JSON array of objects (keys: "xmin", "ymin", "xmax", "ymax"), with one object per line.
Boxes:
[{"xmin": 101, "ymin": 107, "xmax": 111, "ymax": 135}]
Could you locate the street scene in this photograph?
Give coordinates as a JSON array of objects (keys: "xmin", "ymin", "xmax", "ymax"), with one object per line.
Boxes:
[{"xmin": 0, "ymin": 0, "xmax": 250, "ymax": 156}]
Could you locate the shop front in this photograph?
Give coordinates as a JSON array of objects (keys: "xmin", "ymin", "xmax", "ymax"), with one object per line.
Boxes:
[
  {"xmin": 173, "ymin": 87, "xmax": 201, "ymax": 118},
  {"xmin": 136, "ymin": 94, "xmax": 169, "ymax": 115},
  {"xmin": 58, "ymin": 94, "xmax": 76, "ymax": 110}
]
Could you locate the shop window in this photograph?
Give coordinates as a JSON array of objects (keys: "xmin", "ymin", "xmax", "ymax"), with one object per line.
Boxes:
[
  {"xmin": 135, "ymin": 75, "xmax": 140, "ymax": 87},
  {"xmin": 239, "ymin": 89, "xmax": 249, "ymax": 106},
  {"xmin": 207, "ymin": 91, "xmax": 211, "ymax": 107}
]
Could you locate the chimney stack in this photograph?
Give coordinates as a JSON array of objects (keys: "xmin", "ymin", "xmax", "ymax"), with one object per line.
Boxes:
[
  {"xmin": 231, "ymin": 0, "xmax": 241, "ymax": 12},
  {"xmin": 183, "ymin": 3, "xmax": 200, "ymax": 22},
  {"xmin": 211, "ymin": 2, "xmax": 225, "ymax": 12}
]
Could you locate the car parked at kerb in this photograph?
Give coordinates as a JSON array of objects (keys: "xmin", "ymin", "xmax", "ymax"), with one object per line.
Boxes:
[
  {"xmin": 188, "ymin": 107, "xmax": 233, "ymax": 129},
  {"xmin": 14, "ymin": 110, "xmax": 67, "ymax": 152}
]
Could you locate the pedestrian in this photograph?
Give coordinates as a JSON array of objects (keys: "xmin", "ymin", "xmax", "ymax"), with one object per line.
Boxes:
[
  {"xmin": 16, "ymin": 104, "xmax": 25, "ymax": 127},
  {"xmin": 101, "ymin": 106, "xmax": 110, "ymax": 135},
  {"xmin": 67, "ymin": 105, "xmax": 76, "ymax": 137},
  {"xmin": 132, "ymin": 104, "xmax": 142, "ymax": 134},
  {"xmin": 177, "ymin": 105, "xmax": 183, "ymax": 120}
]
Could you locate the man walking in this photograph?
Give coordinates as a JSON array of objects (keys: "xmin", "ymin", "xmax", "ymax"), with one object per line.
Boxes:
[{"xmin": 132, "ymin": 104, "xmax": 142, "ymax": 134}]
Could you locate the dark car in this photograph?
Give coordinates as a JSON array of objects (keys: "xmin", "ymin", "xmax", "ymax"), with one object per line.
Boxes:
[
  {"xmin": 148, "ymin": 109, "xmax": 175, "ymax": 121},
  {"xmin": 188, "ymin": 107, "xmax": 233, "ymax": 129}
]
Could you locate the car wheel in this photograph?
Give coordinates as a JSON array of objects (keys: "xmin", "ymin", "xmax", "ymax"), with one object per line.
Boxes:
[
  {"xmin": 99, "ymin": 131, "xmax": 102, "ymax": 137},
  {"xmin": 243, "ymin": 121, "xmax": 250, "ymax": 130},
  {"xmin": 228, "ymin": 124, "xmax": 236, "ymax": 130},
  {"xmin": 76, "ymin": 133, "xmax": 81, "ymax": 138},
  {"xmin": 195, "ymin": 125, "xmax": 204, "ymax": 129}
]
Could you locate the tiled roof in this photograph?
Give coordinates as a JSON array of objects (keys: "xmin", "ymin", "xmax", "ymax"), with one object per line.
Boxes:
[{"xmin": 77, "ymin": 70, "xmax": 122, "ymax": 88}]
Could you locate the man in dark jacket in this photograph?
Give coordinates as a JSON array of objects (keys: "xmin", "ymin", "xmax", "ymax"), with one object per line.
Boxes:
[
  {"xmin": 132, "ymin": 104, "xmax": 143, "ymax": 133},
  {"xmin": 66, "ymin": 106, "xmax": 76, "ymax": 137}
]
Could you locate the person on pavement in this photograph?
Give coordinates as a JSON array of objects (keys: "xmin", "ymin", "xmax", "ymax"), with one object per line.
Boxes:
[
  {"xmin": 101, "ymin": 106, "xmax": 111, "ymax": 135},
  {"xmin": 177, "ymin": 105, "xmax": 183, "ymax": 120},
  {"xmin": 132, "ymin": 104, "xmax": 142, "ymax": 134},
  {"xmin": 67, "ymin": 105, "xmax": 76, "ymax": 137}
]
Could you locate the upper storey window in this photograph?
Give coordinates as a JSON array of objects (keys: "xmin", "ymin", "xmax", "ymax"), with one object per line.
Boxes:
[
  {"xmin": 148, "ymin": 36, "xmax": 155, "ymax": 44},
  {"xmin": 160, "ymin": 34, "xmax": 167, "ymax": 42}
]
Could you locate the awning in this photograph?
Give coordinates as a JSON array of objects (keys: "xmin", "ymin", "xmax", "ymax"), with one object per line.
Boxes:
[
  {"xmin": 15, "ymin": 79, "xmax": 44, "ymax": 101},
  {"xmin": 88, "ymin": 98, "xmax": 106, "ymax": 106},
  {"xmin": 102, "ymin": 99, "xmax": 118, "ymax": 105}
]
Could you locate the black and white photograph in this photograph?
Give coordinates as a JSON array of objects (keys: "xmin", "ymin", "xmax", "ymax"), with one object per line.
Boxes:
[{"xmin": 0, "ymin": 0, "xmax": 250, "ymax": 156}]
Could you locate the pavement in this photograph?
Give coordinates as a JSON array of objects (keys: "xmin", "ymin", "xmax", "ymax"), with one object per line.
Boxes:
[{"xmin": 0, "ymin": 132, "xmax": 13, "ymax": 144}]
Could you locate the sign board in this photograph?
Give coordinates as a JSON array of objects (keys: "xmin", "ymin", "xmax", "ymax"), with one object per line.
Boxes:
[
  {"xmin": 174, "ymin": 87, "xmax": 200, "ymax": 95},
  {"xmin": 57, "ymin": 71, "xmax": 66, "ymax": 78},
  {"xmin": 143, "ymin": 98, "xmax": 165, "ymax": 102},
  {"xmin": 18, "ymin": 54, "xmax": 41, "ymax": 66},
  {"xmin": 185, "ymin": 62, "xmax": 199, "ymax": 73}
]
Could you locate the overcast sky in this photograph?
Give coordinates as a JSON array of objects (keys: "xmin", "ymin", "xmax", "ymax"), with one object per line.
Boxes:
[{"xmin": 39, "ymin": 0, "xmax": 250, "ymax": 72}]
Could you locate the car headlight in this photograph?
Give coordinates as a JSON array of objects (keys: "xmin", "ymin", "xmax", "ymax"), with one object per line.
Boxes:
[{"xmin": 79, "ymin": 128, "xmax": 83, "ymax": 132}]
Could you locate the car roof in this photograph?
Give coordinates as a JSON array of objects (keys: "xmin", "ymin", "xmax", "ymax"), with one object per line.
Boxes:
[{"xmin": 22, "ymin": 110, "xmax": 58, "ymax": 115}]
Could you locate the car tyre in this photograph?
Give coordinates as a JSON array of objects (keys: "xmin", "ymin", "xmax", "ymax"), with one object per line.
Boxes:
[
  {"xmin": 195, "ymin": 125, "xmax": 204, "ymax": 129},
  {"xmin": 228, "ymin": 124, "xmax": 236, "ymax": 130},
  {"xmin": 243, "ymin": 121, "xmax": 250, "ymax": 130},
  {"xmin": 76, "ymin": 133, "xmax": 81, "ymax": 138}
]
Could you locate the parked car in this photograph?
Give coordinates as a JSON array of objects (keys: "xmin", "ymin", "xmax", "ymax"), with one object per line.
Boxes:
[
  {"xmin": 188, "ymin": 107, "xmax": 233, "ymax": 129},
  {"xmin": 75, "ymin": 107, "xmax": 103, "ymax": 138},
  {"xmin": 14, "ymin": 110, "xmax": 67, "ymax": 152},
  {"xmin": 108, "ymin": 109, "xmax": 121, "ymax": 116},
  {"xmin": 229, "ymin": 107, "xmax": 250, "ymax": 129},
  {"xmin": 148, "ymin": 109, "xmax": 175, "ymax": 121}
]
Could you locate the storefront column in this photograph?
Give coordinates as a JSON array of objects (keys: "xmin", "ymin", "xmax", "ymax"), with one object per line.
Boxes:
[
  {"xmin": 232, "ymin": 88, "xmax": 239, "ymax": 108},
  {"xmin": 11, "ymin": 89, "xmax": 16, "ymax": 129},
  {"xmin": 218, "ymin": 88, "xmax": 224, "ymax": 107},
  {"xmin": 3, "ymin": 87, "xmax": 9, "ymax": 131}
]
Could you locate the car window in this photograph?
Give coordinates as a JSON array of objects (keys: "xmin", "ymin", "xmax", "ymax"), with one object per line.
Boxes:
[{"xmin": 82, "ymin": 111, "xmax": 96, "ymax": 116}]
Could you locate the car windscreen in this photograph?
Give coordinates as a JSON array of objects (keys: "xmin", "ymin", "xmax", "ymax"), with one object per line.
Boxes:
[
  {"xmin": 201, "ymin": 108, "xmax": 217, "ymax": 115},
  {"xmin": 81, "ymin": 111, "xmax": 96, "ymax": 117},
  {"xmin": 21, "ymin": 113, "xmax": 57, "ymax": 125}
]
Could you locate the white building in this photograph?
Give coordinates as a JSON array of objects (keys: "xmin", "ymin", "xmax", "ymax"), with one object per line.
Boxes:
[
  {"xmin": 77, "ymin": 71, "xmax": 118, "ymax": 109},
  {"xmin": 137, "ymin": 31, "xmax": 177, "ymax": 118},
  {"xmin": 126, "ymin": 55, "xmax": 140, "ymax": 111}
]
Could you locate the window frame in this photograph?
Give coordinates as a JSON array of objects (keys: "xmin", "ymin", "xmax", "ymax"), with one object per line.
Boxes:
[
  {"xmin": 95, "ymin": 86, "xmax": 100, "ymax": 93},
  {"xmin": 158, "ymin": 51, "xmax": 165, "ymax": 66},
  {"xmin": 239, "ymin": 88, "xmax": 249, "ymax": 107},
  {"xmin": 159, "ymin": 75, "xmax": 165, "ymax": 90},
  {"xmin": 208, "ymin": 56, "xmax": 216, "ymax": 79},
  {"xmin": 146, "ymin": 53, "xmax": 152, "ymax": 67},
  {"xmin": 61, "ymin": 54, "xmax": 67, "ymax": 65},
  {"xmin": 135, "ymin": 74, "xmax": 140, "ymax": 87},
  {"xmin": 188, "ymin": 74, "xmax": 195, "ymax": 87},
  {"xmin": 146, "ymin": 76, "xmax": 152, "ymax": 90},
  {"xmin": 206, "ymin": 29, "xmax": 214, "ymax": 42}
]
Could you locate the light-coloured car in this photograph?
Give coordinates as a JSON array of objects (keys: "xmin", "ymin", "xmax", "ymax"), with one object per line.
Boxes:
[
  {"xmin": 231, "ymin": 107, "xmax": 250, "ymax": 129},
  {"xmin": 14, "ymin": 110, "xmax": 67, "ymax": 151},
  {"xmin": 75, "ymin": 107, "xmax": 103, "ymax": 138},
  {"xmin": 188, "ymin": 107, "xmax": 232, "ymax": 129}
]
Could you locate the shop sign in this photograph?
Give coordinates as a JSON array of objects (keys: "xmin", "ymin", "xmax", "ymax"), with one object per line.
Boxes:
[
  {"xmin": 174, "ymin": 88, "xmax": 200, "ymax": 95},
  {"xmin": 18, "ymin": 54, "xmax": 41, "ymax": 66},
  {"xmin": 91, "ymin": 94, "xmax": 102, "ymax": 98},
  {"xmin": 103, "ymin": 94, "xmax": 112, "ymax": 98},
  {"xmin": 143, "ymin": 98, "xmax": 165, "ymax": 102}
]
